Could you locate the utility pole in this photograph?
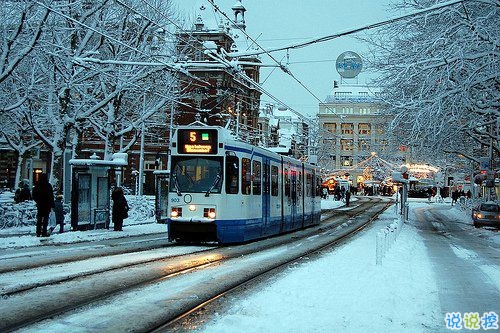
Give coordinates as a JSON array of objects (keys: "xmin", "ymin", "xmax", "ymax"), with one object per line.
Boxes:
[
  {"xmin": 138, "ymin": 94, "xmax": 146, "ymax": 196},
  {"xmin": 236, "ymin": 101, "xmax": 241, "ymax": 138}
]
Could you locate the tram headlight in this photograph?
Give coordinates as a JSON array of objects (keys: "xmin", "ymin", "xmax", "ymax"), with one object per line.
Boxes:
[
  {"xmin": 188, "ymin": 205, "xmax": 196, "ymax": 211},
  {"xmin": 171, "ymin": 207, "xmax": 182, "ymax": 217},
  {"xmin": 203, "ymin": 208, "xmax": 216, "ymax": 219}
]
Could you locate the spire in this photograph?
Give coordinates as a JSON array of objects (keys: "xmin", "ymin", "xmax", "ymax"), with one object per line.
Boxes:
[
  {"xmin": 231, "ymin": 0, "xmax": 246, "ymax": 30},
  {"xmin": 194, "ymin": 14, "xmax": 204, "ymax": 31}
]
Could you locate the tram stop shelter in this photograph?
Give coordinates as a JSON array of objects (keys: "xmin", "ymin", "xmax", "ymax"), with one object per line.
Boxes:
[
  {"xmin": 69, "ymin": 153, "xmax": 128, "ymax": 231},
  {"xmin": 153, "ymin": 170, "xmax": 170, "ymax": 224}
]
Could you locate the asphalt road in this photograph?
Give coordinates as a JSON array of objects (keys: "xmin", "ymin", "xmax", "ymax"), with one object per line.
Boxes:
[{"xmin": 412, "ymin": 204, "xmax": 499, "ymax": 330}]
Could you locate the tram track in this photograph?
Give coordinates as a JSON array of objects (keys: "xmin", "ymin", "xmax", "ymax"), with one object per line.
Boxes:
[
  {"xmin": 156, "ymin": 197, "xmax": 392, "ymax": 332},
  {"xmin": 0, "ymin": 197, "xmax": 392, "ymax": 332}
]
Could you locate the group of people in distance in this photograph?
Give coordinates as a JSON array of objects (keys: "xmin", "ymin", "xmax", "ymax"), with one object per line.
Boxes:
[{"xmin": 13, "ymin": 174, "xmax": 129, "ymax": 236}]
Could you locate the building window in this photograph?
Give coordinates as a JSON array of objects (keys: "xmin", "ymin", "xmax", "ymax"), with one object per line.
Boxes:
[
  {"xmin": 341, "ymin": 123, "xmax": 354, "ymax": 135},
  {"xmin": 358, "ymin": 123, "xmax": 371, "ymax": 135},
  {"xmin": 323, "ymin": 123, "xmax": 337, "ymax": 133},
  {"xmin": 375, "ymin": 124, "xmax": 385, "ymax": 135},
  {"xmin": 322, "ymin": 138, "xmax": 336, "ymax": 146},
  {"xmin": 340, "ymin": 139, "xmax": 354, "ymax": 151},
  {"xmin": 340, "ymin": 156, "xmax": 353, "ymax": 166},
  {"xmin": 335, "ymin": 92, "xmax": 352, "ymax": 99},
  {"xmin": 358, "ymin": 139, "xmax": 371, "ymax": 151}
]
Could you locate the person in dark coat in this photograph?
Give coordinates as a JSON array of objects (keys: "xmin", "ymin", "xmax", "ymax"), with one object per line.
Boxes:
[
  {"xmin": 112, "ymin": 187, "xmax": 129, "ymax": 231},
  {"xmin": 53, "ymin": 194, "xmax": 66, "ymax": 233},
  {"xmin": 451, "ymin": 190, "xmax": 459, "ymax": 205},
  {"xmin": 14, "ymin": 180, "xmax": 32, "ymax": 203},
  {"xmin": 345, "ymin": 190, "xmax": 351, "ymax": 207},
  {"xmin": 32, "ymin": 173, "xmax": 55, "ymax": 237}
]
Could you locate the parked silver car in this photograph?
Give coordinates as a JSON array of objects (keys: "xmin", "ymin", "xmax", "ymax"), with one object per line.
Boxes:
[{"xmin": 472, "ymin": 201, "xmax": 500, "ymax": 228}]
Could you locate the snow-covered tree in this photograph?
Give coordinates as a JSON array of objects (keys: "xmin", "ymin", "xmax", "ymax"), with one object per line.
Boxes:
[
  {"xmin": 0, "ymin": 2, "xmax": 50, "ymax": 185},
  {"xmin": 2, "ymin": 0, "xmax": 180, "ymax": 191},
  {"xmin": 364, "ymin": 0, "xmax": 499, "ymax": 169}
]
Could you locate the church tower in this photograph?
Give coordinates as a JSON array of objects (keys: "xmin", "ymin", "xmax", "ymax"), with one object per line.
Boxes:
[{"xmin": 231, "ymin": 0, "xmax": 246, "ymax": 30}]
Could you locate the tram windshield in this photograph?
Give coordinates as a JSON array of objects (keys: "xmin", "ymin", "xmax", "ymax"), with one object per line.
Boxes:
[{"xmin": 170, "ymin": 156, "xmax": 223, "ymax": 195}]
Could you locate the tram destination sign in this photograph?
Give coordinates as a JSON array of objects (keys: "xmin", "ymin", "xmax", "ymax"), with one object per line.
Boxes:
[{"xmin": 177, "ymin": 128, "xmax": 218, "ymax": 154}]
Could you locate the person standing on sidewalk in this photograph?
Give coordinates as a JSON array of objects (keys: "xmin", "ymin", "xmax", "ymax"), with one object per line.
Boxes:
[
  {"xmin": 32, "ymin": 173, "xmax": 55, "ymax": 237},
  {"xmin": 345, "ymin": 190, "xmax": 351, "ymax": 207},
  {"xmin": 111, "ymin": 187, "xmax": 129, "ymax": 231},
  {"xmin": 53, "ymin": 194, "xmax": 66, "ymax": 233}
]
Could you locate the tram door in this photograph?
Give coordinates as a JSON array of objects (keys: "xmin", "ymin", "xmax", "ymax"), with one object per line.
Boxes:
[
  {"xmin": 290, "ymin": 170, "xmax": 298, "ymax": 228},
  {"xmin": 262, "ymin": 160, "xmax": 270, "ymax": 233}
]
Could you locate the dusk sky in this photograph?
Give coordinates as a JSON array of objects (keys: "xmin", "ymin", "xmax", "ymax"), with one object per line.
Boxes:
[{"xmin": 173, "ymin": 0, "xmax": 396, "ymax": 116}]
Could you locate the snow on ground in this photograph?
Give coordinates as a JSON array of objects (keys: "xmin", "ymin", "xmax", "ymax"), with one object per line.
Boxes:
[
  {"xmin": 1, "ymin": 194, "xmax": 498, "ymax": 333},
  {"xmin": 195, "ymin": 197, "xmax": 499, "ymax": 333},
  {"xmin": 198, "ymin": 199, "xmax": 441, "ymax": 333}
]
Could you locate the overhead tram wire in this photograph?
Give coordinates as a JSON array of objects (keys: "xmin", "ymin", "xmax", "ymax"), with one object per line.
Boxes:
[
  {"xmin": 207, "ymin": 0, "xmax": 321, "ymax": 126},
  {"xmin": 116, "ymin": 0, "xmax": 264, "ymax": 119},
  {"xmin": 225, "ymin": 0, "xmax": 466, "ymax": 57},
  {"xmin": 33, "ymin": 1, "xmax": 211, "ymax": 89},
  {"xmin": 34, "ymin": 0, "xmax": 239, "ymax": 116},
  {"xmin": 210, "ymin": 0, "xmax": 470, "ymax": 150},
  {"xmin": 31, "ymin": 1, "xmax": 316, "ymax": 148},
  {"xmin": 209, "ymin": 0, "xmax": 466, "ymax": 107},
  {"xmin": 117, "ymin": 0, "xmax": 319, "ymax": 126},
  {"xmin": 119, "ymin": 0, "xmax": 272, "ymax": 114}
]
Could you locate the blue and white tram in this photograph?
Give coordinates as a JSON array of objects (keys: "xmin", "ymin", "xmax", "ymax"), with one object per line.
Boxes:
[{"xmin": 166, "ymin": 124, "xmax": 322, "ymax": 244}]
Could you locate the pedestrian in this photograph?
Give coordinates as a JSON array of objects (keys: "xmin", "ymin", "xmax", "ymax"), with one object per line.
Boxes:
[
  {"xmin": 14, "ymin": 180, "xmax": 32, "ymax": 203},
  {"xmin": 53, "ymin": 194, "xmax": 66, "ymax": 233},
  {"xmin": 345, "ymin": 190, "xmax": 351, "ymax": 207},
  {"xmin": 334, "ymin": 185, "xmax": 340, "ymax": 201},
  {"xmin": 112, "ymin": 187, "xmax": 129, "ymax": 231},
  {"xmin": 451, "ymin": 190, "xmax": 459, "ymax": 206},
  {"xmin": 32, "ymin": 173, "xmax": 55, "ymax": 237}
]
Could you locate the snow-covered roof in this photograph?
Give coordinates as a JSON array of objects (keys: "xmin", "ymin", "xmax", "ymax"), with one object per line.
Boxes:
[
  {"xmin": 268, "ymin": 117, "xmax": 279, "ymax": 127},
  {"xmin": 266, "ymin": 146, "xmax": 292, "ymax": 155},
  {"xmin": 69, "ymin": 153, "xmax": 128, "ymax": 167},
  {"xmin": 187, "ymin": 1, "xmax": 257, "ymax": 59},
  {"xmin": 324, "ymin": 83, "xmax": 381, "ymax": 104}
]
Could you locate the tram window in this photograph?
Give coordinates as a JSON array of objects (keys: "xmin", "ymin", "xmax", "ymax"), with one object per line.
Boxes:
[
  {"xmin": 297, "ymin": 172, "xmax": 302, "ymax": 197},
  {"xmin": 252, "ymin": 160, "xmax": 261, "ymax": 195},
  {"xmin": 271, "ymin": 166, "xmax": 278, "ymax": 196},
  {"xmin": 225, "ymin": 156, "xmax": 239, "ymax": 194},
  {"xmin": 306, "ymin": 173, "xmax": 312, "ymax": 197},
  {"xmin": 284, "ymin": 168, "xmax": 290, "ymax": 197},
  {"xmin": 316, "ymin": 176, "xmax": 322, "ymax": 197},
  {"xmin": 242, "ymin": 158, "xmax": 251, "ymax": 195}
]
